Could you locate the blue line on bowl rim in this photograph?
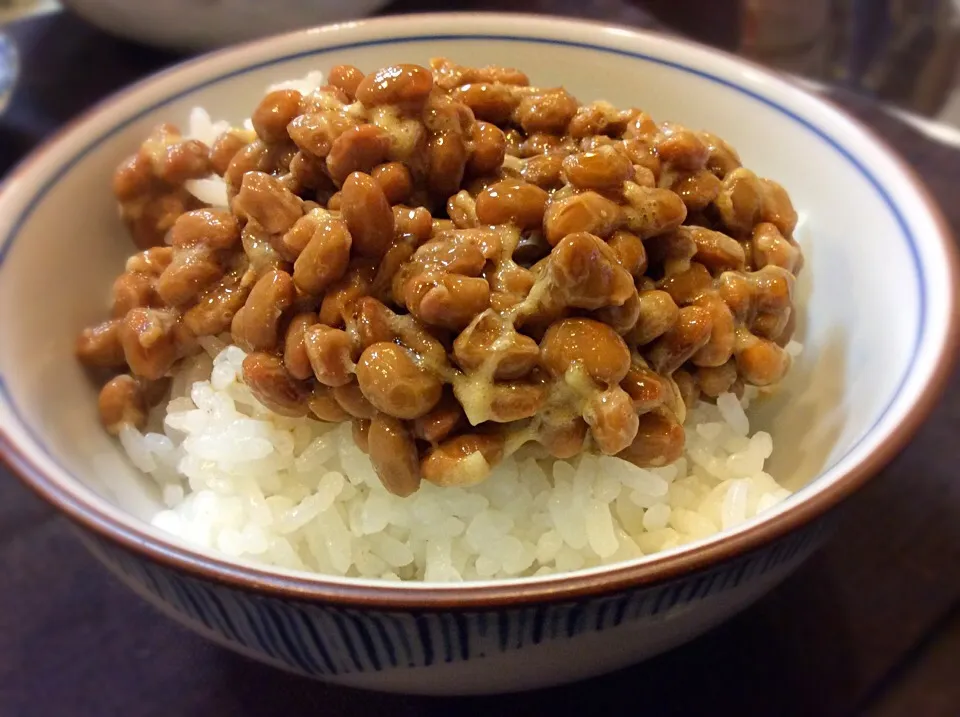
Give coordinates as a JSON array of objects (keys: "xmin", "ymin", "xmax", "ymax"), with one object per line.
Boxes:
[{"xmin": 0, "ymin": 33, "xmax": 925, "ymax": 512}]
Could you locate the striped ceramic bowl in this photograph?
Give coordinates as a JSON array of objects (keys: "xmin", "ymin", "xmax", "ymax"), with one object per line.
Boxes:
[{"xmin": 0, "ymin": 14, "xmax": 956, "ymax": 694}]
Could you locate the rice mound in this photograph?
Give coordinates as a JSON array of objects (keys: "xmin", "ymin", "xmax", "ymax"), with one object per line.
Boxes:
[{"xmin": 118, "ymin": 337, "xmax": 798, "ymax": 582}]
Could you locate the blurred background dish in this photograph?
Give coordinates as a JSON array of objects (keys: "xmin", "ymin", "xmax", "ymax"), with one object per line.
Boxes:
[
  {"xmin": 0, "ymin": 0, "xmax": 59, "ymax": 23},
  {"xmin": 0, "ymin": 0, "xmax": 60, "ymax": 117},
  {"xmin": 0, "ymin": 31, "xmax": 16, "ymax": 116},
  {"xmin": 58, "ymin": 0, "xmax": 392, "ymax": 50},
  {"xmin": 641, "ymin": 0, "xmax": 960, "ymax": 122}
]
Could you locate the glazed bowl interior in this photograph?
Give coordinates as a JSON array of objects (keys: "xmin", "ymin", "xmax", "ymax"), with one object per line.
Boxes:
[{"xmin": 0, "ymin": 14, "xmax": 954, "ymax": 595}]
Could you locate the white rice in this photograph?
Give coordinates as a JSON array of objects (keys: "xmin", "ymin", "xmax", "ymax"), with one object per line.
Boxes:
[
  {"xmin": 122, "ymin": 339, "xmax": 799, "ymax": 582},
  {"xmin": 181, "ymin": 71, "xmax": 328, "ymax": 210}
]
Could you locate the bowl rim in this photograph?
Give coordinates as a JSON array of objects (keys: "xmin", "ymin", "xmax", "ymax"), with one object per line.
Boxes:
[{"xmin": 1, "ymin": 12, "xmax": 957, "ymax": 609}]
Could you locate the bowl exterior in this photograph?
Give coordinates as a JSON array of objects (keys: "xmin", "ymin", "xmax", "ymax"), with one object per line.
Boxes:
[{"xmin": 80, "ymin": 517, "xmax": 832, "ymax": 694}]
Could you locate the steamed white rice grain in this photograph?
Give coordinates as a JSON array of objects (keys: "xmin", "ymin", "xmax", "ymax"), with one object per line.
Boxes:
[
  {"xmin": 121, "ymin": 342, "xmax": 800, "ymax": 582},
  {"xmin": 181, "ymin": 71, "xmax": 328, "ymax": 208}
]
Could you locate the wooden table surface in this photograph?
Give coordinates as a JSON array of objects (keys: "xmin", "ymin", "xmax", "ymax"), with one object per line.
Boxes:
[{"xmin": 2, "ymin": 7, "xmax": 959, "ymax": 717}]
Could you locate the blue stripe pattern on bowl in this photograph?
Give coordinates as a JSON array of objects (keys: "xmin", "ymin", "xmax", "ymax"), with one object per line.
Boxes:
[{"xmin": 83, "ymin": 517, "xmax": 832, "ymax": 676}]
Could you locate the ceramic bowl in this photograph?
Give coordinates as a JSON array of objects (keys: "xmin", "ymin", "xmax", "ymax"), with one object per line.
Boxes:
[
  {"xmin": 0, "ymin": 13, "xmax": 957, "ymax": 695},
  {"xmin": 61, "ymin": 0, "xmax": 391, "ymax": 50}
]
